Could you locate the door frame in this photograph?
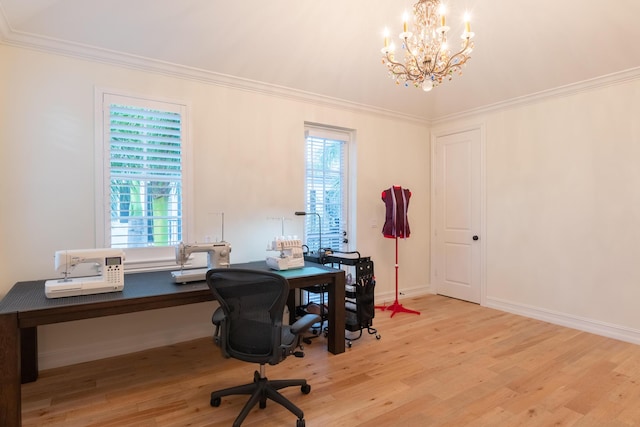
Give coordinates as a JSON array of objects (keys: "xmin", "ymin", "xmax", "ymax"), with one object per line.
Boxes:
[{"xmin": 430, "ymin": 123, "xmax": 487, "ymax": 305}]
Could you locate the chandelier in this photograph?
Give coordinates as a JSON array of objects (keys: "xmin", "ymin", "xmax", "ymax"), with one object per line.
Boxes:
[{"xmin": 381, "ymin": 0, "xmax": 475, "ymax": 91}]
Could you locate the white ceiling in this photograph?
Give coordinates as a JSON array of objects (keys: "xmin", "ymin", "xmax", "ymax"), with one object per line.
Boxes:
[{"xmin": 1, "ymin": 0, "xmax": 639, "ymax": 121}]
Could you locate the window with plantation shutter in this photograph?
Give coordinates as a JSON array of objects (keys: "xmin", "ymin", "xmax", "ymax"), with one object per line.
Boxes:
[
  {"xmin": 303, "ymin": 125, "xmax": 350, "ymax": 253},
  {"xmin": 108, "ymin": 103, "xmax": 183, "ymax": 248},
  {"xmin": 96, "ymin": 91, "xmax": 191, "ymax": 269}
]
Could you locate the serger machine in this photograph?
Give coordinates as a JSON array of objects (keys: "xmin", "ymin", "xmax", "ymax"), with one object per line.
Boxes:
[
  {"xmin": 44, "ymin": 248, "xmax": 125, "ymax": 298},
  {"xmin": 171, "ymin": 241, "xmax": 231, "ymax": 283},
  {"xmin": 266, "ymin": 237, "xmax": 305, "ymax": 270}
]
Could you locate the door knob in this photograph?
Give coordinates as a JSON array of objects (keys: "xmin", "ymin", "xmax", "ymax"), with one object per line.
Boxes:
[{"xmin": 472, "ymin": 235, "xmax": 479, "ymax": 241}]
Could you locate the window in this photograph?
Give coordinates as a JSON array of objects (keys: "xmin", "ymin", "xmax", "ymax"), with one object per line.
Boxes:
[
  {"xmin": 96, "ymin": 91, "xmax": 191, "ymax": 269},
  {"xmin": 303, "ymin": 125, "xmax": 351, "ymax": 253}
]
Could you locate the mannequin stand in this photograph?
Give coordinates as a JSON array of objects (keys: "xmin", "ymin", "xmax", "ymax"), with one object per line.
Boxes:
[{"xmin": 376, "ymin": 236, "xmax": 420, "ymax": 317}]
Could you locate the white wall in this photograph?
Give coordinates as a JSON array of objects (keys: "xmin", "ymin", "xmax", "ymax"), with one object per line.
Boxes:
[
  {"xmin": 434, "ymin": 75, "xmax": 640, "ymax": 342},
  {"xmin": 0, "ymin": 44, "xmax": 430, "ymax": 368}
]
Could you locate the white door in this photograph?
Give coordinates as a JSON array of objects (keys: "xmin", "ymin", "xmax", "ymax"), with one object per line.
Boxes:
[{"xmin": 432, "ymin": 127, "xmax": 483, "ymax": 303}]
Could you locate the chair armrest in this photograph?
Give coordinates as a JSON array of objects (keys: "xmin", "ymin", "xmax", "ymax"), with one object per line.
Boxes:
[
  {"xmin": 290, "ymin": 313, "xmax": 321, "ymax": 335},
  {"xmin": 211, "ymin": 307, "xmax": 226, "ymax": 348},
  {"xmin": 212, "ymin": 307, "xmax": 225, "ymax": 325}
]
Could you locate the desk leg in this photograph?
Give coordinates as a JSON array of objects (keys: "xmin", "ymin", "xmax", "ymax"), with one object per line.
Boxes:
[
  {"xmin": 0, "ymin": 312, "xmax": 21, "ymax": 427},
  {"xmin": 21, "ymin": 327, "xmax": 38, "ymax": 383},
  {"xmin": 327, "ymin": 272, "xmax": 346, "ymax": 354}
]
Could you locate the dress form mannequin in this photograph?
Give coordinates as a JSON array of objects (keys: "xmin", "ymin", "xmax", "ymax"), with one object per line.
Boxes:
[
  {"xmin": 377, "ymin": 186, "xmax": 420, "ymax": 317},
  {"xmin": 382, "ymin": 185, "xmax": 411, "ymax": 239}
]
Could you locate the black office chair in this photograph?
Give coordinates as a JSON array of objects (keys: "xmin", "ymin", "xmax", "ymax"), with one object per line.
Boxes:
[{"xmin": 206, "ymin": 268, "xmax": 321, "ymax": 427}]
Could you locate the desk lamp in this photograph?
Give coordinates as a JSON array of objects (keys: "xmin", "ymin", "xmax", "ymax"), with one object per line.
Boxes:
[{"xmin": 294, "ymin": 211, "xmax": 322, "ymax": 254}]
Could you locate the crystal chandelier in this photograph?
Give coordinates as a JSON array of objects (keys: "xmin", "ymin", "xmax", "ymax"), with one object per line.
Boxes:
[{"xmin": 381, "ymin": 0, "xmax": 475, "ymax": 91}]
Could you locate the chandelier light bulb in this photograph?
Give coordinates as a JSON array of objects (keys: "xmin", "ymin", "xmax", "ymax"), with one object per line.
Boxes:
[
  {"xmin": 422, "ymin": 80, "xmax": 433, "ymax": 91},
  {"xmin": 439, "ymin": 4, "xmax": 446, "ymax": 27}
]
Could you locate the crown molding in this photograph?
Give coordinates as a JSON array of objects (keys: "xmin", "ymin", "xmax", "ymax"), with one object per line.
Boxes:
[
  {"xmin": 4, "ymin": 14, "xmax": 638, "ymax": 128},
  {"xmin": 0, "ymin": 24, "xmax": 429, "ymax": 126},
  {"xmin": 432, "ymin": 66, "xmax": 640, "ymax": 125}
]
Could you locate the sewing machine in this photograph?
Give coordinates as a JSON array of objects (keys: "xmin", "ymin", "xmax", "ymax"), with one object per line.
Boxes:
[
  {"xmin": 266, "ymin": 237, "xmax": 305, "ymax": 270},
  {"xmin": 171, "ymin": 241, "xmax": 231, "ymax": 283},
  {"xmin": 44, "ymin": 248, "xmax": 125, "ymax": 298}
]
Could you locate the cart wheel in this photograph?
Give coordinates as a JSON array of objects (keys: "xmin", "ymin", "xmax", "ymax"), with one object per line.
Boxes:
[
  {"xmin": 211, "ymin": 397, "xmax": 221, "ymax": 407},
  {"xmin": 297, "ymin": 418, "xmax": 306, "ymax": 427},
  {"xmin": 301, "ymin": 384, "xmax": 311, "ymax": 394},
  {"xmin": 347, "ymin": 340, "xmax": 352, "ymax": 348}
]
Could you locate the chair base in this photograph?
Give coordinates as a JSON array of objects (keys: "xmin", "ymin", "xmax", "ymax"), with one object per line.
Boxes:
[{"xmin": 210, "ymin": 369, "xmax": 310, "ymax": 427}]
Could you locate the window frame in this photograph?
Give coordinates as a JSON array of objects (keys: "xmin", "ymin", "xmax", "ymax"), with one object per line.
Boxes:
[
  {"xmin": 303, "ymin": 124, "xmax": 352, "ymax": 253},
  {"xmin": 95, "ymin": 88, "xmax": 193, "ymax": 272}
]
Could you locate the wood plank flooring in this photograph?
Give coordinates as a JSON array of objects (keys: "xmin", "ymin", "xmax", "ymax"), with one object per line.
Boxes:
[{"xmin": 22, "ymin": 295, "xmax": 640, "ymax": 426}]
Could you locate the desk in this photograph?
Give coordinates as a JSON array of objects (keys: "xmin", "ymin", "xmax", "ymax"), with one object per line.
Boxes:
[{"xmin": 0, "ymin": 261, "xmax": 345, "ymax": 427}]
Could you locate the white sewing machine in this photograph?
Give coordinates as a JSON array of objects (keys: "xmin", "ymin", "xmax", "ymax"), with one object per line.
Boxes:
[
  {"xmin": 44, "ymin": 248, "xmax": 125, "ymax": 298},
  {"xmin": 171, "ymin": 241, "xmax": 231, "ymax": 283},
  {"xmin": 266, "ymin": 237, "xmax": 305, "ymax": 271}
]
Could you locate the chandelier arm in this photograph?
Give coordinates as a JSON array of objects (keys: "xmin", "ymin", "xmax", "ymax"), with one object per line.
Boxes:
[
  {"xmin": 435, "ymin": 38, "xmax": 472, "ymax": 76},
  {"xmin": 384, "ymin": 53, "xmax": 413, "ymax": 76},
  {"xmin": 404, "ymin": 38, "xmax": 428, "ymax": 78},
  {"xmin": 385, "ymin": 48, "xmax": 425, "ymax": 82},
  {"xmin": 426, "ymin": 46, "xmax": 443, "ymax": 76},
  {"xmin": 420, "ymin": 28, "xmax": 451, "ymax": 78}
]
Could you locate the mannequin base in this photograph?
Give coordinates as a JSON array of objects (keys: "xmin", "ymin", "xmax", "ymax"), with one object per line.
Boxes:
[{"xmin": 375, "ymin": 300, "xmax": 420, "ymax": 318}]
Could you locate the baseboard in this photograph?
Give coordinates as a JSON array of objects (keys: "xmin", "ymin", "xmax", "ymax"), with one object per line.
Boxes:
[
  {"xmin": 375, "ymin": 283, "xmax": 434, "ymax": 305},
  {"xmin": 485, "ymin": 297, "xmax": 640, "ymax": 346}
]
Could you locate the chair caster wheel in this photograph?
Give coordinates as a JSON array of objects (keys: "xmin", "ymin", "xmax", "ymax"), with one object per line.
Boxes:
[
  {"xmin": 297, "ymin": 418, "xmax": 306, "ymax": 427},
  {"xmin": 376, "ymin": 334, "xmax": 381, "ymax": 340},
  {"xmin": 211, "ymin": 397, "xmax": 221, "ymax": 407},
  {"xmin": 301, "ymin": 384, "xmax": 311, "ymax": 394}
]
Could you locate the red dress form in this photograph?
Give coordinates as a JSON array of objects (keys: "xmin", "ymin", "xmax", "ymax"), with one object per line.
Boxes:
[
  {"xmin": 382, "ymin": 186, "xmax": 411, "ymax": 238},
  {"xmin": 377, "ymin": 186, "xmax": 420, "ymax": 317}
]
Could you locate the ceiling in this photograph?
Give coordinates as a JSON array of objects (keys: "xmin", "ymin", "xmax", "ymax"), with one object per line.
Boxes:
[{"xmin": 1, "ymin": 0, "xmax": 639, "ymax": 121}]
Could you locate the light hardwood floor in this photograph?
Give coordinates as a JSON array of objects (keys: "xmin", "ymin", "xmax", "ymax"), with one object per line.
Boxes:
[{"xmin": 22, "ymin": 295, "xmax": 640, "ymax": 426}]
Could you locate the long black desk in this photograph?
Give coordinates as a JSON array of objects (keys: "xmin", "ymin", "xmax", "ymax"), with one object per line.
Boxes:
[{"xmin": 0, "ymin": 261, "xmax": 345, "ymax": 427}]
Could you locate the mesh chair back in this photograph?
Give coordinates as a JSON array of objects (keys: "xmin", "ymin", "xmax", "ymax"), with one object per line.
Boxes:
[{"xmin": 206, "ymin": 268, "xmax": 289, "ymax": 363}]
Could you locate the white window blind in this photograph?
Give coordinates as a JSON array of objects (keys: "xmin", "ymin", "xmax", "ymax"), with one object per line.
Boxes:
[
  {"xmin": 108, "ymin": 102, "xmax": 183, "ymax": 249},
  {"xmin": 304, "ymin": 126, "xmax": 350, "ymax": 252}
]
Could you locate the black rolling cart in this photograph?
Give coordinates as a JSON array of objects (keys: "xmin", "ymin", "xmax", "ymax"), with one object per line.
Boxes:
[{"xmin": 304, "ymin": 250, "xmax": 381, "ymax": 347}]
